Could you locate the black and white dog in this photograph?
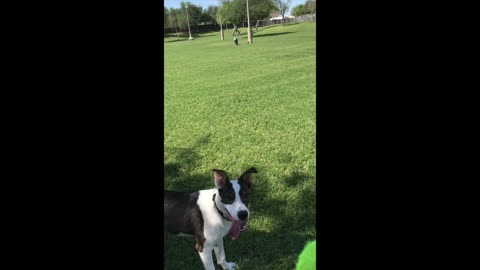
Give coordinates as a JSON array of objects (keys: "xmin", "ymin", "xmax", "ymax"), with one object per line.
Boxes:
[{"xmin": 164, "ymin": 167, "xmax": 258, "ymax": 270}]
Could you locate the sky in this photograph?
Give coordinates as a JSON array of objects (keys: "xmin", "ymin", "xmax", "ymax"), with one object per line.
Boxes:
[{"xmin": 163, "ymin": 0, "xmax": 306, "ymax": 16}]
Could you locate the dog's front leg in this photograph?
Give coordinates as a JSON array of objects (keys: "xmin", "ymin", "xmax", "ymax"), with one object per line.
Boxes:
[
  {"xmin": 198, "ymin": 244, "xmax": 216, "ymax": 270},
  {"xmin": 214, "ymin": 238, "xmax": 236, "ymax": 270}
]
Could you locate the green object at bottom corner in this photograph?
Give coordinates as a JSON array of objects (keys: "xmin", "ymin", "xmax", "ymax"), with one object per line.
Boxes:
[{"xmin": 296, "ymin": 240, "xmax": 316, "ymax": 270}]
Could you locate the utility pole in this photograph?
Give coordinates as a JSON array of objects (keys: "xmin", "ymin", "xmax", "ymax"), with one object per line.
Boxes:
[
  {"xmin": 218, "ymin": 0, "xmax": 224, "ymax": 40},
  {"xmin": 246, "ymin": 0, "xmax": 252, "ymax": 44}
]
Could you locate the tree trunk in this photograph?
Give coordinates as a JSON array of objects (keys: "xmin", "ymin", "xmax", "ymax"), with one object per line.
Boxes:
[{"xmin": 246, "ymin": 0, "xmax": 252, "ymax": 44}]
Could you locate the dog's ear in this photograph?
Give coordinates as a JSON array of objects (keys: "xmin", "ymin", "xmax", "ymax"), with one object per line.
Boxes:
[
  {"xmin": 238, "ymin": 167, "xmax": 258, "ymax": 188},
  {"xmin": 213, "ymin": 169, "xmax": 229, "ymax": 189}
]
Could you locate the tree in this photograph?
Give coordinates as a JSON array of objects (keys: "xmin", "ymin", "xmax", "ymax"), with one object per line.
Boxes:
[
  {"xmin": 181, "ymin": 2, "xmax": 203, "ymax": 28},
  {"xmin": 217, "ymin": 0, "xmax": 275, "ymax": 25},
  {"xmin": 216, "ymin": 1, "xmax": 224, "ymax": 40},
  {"xmin": 216, "ymin": 0, "xmax": 231, "ymax": 25},
  {"xmin": 272, "ymin": 0, "xmax": 291, "ymax": 24},
  {"xmin": 176, "ymin": 3, "xmax": 189, "ymax": 33},
  {"xmin": 167, "ymin": 8, "xmax": 181, "ymax": 40},
  {"xmin": 249, "ymin": 0, "xmax": 276, "ymax": 23},
  {"xmin": 304, "ymin": 0, "xmax": 316, "ymax": 20},
  {"xmin": 164, "ymin": 7, "xmax": 169, "ymax": 26},
  {"xmin": 223, "ymin": 0, "xmax": 245, "ymax": 25},
  {"xmin": 291, "ymin": 4, "xmax": 305, "ymax": 17},
  {"xmin": 204, "ymin": 5, "xmax": 219, "ymax": 25},
  {"xmin": 191, "ymin": 6, "xmax": 202, "ymax": 28}
]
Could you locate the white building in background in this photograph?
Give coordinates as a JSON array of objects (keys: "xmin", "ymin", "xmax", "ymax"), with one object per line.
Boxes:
[{"xmin": 269, "ymin": 15, "xmax": 296, "ymax": 21}]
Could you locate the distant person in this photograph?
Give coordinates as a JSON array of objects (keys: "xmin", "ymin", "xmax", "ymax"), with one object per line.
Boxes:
[
  {"xmin": 232, "ymin": 24, "xmax": 240, "ymax": 36},
  {"xmin": 255, "ymin": 20, "xmax": 260, "ymax": 32}
]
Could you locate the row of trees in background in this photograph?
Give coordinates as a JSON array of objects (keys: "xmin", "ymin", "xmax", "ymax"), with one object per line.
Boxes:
[
  {"xmin": 164, "ymin": 2, "xmax": 219, "ymax": 38},
  {"xmin": 291, "ymin": 0, "xmax": 316, "ymax": 17},
  {"xmin": 217, "ymin": 0, "xmax": 276, "ymax": 25},
  {"xmin": 164, "ymin": 0, "xmax": 315, "ymax": 38}
]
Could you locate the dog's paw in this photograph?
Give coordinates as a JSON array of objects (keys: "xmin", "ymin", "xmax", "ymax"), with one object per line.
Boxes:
[{"xmin": 219, "ymin": 261, "xmax": 236, "ymax": 270}]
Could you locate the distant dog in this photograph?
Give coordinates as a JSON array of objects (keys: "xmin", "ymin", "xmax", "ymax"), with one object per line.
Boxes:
[{"xmin": 164, "ymin": 167, "xmax": 258, "ymax": 270}]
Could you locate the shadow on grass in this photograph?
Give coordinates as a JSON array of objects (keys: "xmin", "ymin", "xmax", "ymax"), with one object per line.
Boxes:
[
  {"xmin": 228, "ymin": 170, "xmax": 315, "ymax": 269},
  {"xmin": 257, "ymin": 24, "xmax": 283, "ymax": 31},
  {"xmin": 164, "ymin": 32, "xmax": 192, "ymax": 43},
  {"xmin": 164, "ymin": 134, "xmax": 213, "ymax": 191},
  {"xmin": 164, "ymin": 31, "xmax": 217, "ymax": 43},
  {"xmin": 164, "ymin": 138, "xmax": 315, "ymax": 269},
  {"xmin": 164, "ymin": 39, "xmax": 188, "ymax": 43},
  {"xmin": 253, "ymin": 32, "xmax": 294, "ymax": 38},
  {"xmin": 197, "ymin": 32, "xmax": 217, "ymax": 37}
]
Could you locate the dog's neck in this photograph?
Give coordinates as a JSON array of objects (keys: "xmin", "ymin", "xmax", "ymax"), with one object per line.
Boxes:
[{"xmin": 212, "ymin": 193, "xmax": 230, "ymax": 221}]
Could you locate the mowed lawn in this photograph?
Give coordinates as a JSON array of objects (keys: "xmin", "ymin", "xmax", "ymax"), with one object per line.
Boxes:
[{"xmin": 164, "ymin": 22, "xmax": 316, "ymax": 270}]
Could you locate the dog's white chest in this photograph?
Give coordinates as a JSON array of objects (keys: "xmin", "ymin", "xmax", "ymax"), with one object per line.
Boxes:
[{"xmin": 197, "ymin": 189, "xmax": 232, "ymax": 242}]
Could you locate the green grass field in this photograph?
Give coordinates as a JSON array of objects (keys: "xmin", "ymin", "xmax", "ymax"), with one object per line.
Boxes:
[{"xmin": 164, "ymin": 22, "xmax": 316, "ymax": 270}]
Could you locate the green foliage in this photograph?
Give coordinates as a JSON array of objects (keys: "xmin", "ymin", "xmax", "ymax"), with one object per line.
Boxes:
[
  {"xmin": 164, "ymin": 7, "xmax": 169, "ymax": 25},
  {"xmin": 292, "ymin": 4, "xmax": 306, "ymax": 16},
  {"xmin": 304, "ymin": 0, "xmax": 316, "ymax": 14},
  {"xmin": 172, "ymin": 6, "xmax": 188, "ymax": 32},
  {"xmin": 164, "ymin": 22, "xmax": 316, "ymax": 270},
  {"xmin": 166, "ymin": 2, "xmax": 218, "ymax": 30},
  {"xmin": 216, "ymin": 1, "xmax": 227, "ymax": 24},
  {"xmin": 167, "ymin": 8, "xmax": 179, "ymax": 33},
  {"xmin": 203, "ymin": 5, "xmax": 219, "ymax": 25},
  {"xmin": 218, "ymin": 0, "xmax": 243, "ymax": 24},
  {"xmin": 219, "ymin": 0, "xmax": 276, "ymax": 24},
  {"xmin": 249, "ymin": 0, "xmax": 277, "ymax": 22},
  {"xmin": 179, "ymin": 1, "xmax": 202, "ymax": 27},
  {"xmin": 166, "ymin": 2, "xmax": 203, "ymax": 32},
  {"xmin": 167, "ymin": 0, "xmax": 279, "ymax": 28}
]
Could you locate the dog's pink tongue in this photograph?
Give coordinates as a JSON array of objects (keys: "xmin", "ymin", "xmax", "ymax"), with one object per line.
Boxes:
[
  {"xmin": 227, "ymin": 213, "xmax": 241, "ymax": 240},
  {"xmin": 229, "ymin": 221, "xmax": 241, "ymax": 240}
]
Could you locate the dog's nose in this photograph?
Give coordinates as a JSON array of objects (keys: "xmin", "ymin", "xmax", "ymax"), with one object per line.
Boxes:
[{"xmin": 238, "ymin": 210, "xmax": 248, "ymax": 221}]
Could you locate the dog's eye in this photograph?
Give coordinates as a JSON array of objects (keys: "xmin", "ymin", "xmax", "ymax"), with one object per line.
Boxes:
[{"xmin": 221, "ymin": 193, "xmax": 235, "ymax": 204}]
